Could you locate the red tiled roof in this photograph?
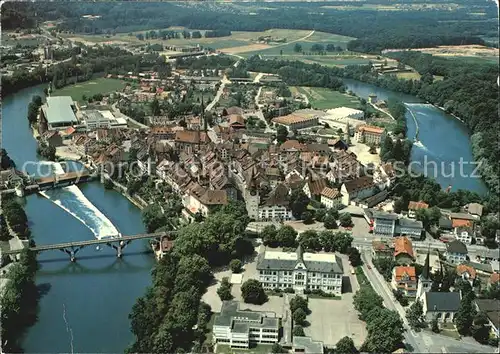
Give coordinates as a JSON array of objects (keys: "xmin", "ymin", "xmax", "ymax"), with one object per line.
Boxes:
[
  {"xmin": 456, "ymin": 264, "xmax": 477, "ymax": 279},
  {"xmin": 408, "ymin": 201, "xmax": 429, "ymax": 210},
  {"xmin": 490, "ymin": 272, "xmax": 500, "ymax": 284},
  {"xmin": 394, "ymin": 266, "xmax": 416, "ymax": 280},
  {"xmin": 394, "ymin": 237, "xmax": 414, "ymax": 258}
]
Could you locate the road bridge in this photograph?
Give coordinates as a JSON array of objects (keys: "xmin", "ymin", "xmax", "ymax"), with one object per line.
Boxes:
[{"xmin": 4, "ymin": 231, "xmax": 176, "ymax": 262}]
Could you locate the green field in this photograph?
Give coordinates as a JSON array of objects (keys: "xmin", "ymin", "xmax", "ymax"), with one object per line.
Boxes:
[
  {"xmin": 241, "ymin": 40, "xmax": 351, "ymax": 58},
  {"xmin": 52, "ymin": 78, "xmax": 127, "ymax": 101},
  {"xmin": 294, "ymin": 86, "xmax": 362, "ymax": 110}
]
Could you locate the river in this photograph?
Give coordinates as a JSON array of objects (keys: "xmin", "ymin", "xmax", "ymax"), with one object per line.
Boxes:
[
  {"xmin": 343, "ymin": 79, "xmax": 488, "ymax": 195},
  {"xmin": 2, "ymin": 86, "xmax": 153, "ymax": 353}
]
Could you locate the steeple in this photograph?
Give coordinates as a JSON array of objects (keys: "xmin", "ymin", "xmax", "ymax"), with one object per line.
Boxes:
[
  {"xmin": 421, "ymin": 247, "xmax": 431, "ymax": 280},
  {"xmin": 201, "ymin": 94, "xmax": 207, "ymax": 133},
  {"xmin": 296, "ymin": 244, "xmax": 304, "ymax": 262}
]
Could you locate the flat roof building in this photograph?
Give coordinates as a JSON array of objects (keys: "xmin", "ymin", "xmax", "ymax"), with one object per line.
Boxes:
[
  {"xmin": 213, "ymin": 301, "xmax": 279, "ymax": 349},
  {"xmin": 40, "ymin": 96, "xmax": 78, "ymax": 131},
  {"xmin": 293, "ymin": 336, "xmax": 324, "ymax": 354},
  {"xmin": 272, "ymin": 114, "xmax": 319, "ymax": 131}
]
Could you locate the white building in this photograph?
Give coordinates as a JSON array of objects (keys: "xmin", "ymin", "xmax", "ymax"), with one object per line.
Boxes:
[
  {"xmin": 256, "ymin": 246, "xmax": 344, "ymax": 295},
  {"xmin": 454, "ymin": 226, "xmax": 473, "ymax": 245},
  {"xmin": 212, "ymin": 301, "xmax": 279, "ymax": 349},
  {"xmin": 325, "ymin": 107, "xmax": 364, "ymax": 121},
  {"xmin": 445, "ymin": 240, "xmax": 468, "ymax": 264},
  {"xmin": 320, "ymin": 187, "xmax": 341, "ymax": 209},
  {"xmin": 340, "ymin": 176, "xmax": 375, "ymax": 206}
]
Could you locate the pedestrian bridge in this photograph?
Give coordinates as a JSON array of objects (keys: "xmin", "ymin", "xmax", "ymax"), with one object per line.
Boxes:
[{"xmin": 4, "ymin": 231, "xmax": 176, "ymax": 262}]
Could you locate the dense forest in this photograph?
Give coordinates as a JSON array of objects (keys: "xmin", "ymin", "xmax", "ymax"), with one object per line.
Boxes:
[{"xmin": 2, "ymin": 2, "xmax": 497, "ymax": 53}]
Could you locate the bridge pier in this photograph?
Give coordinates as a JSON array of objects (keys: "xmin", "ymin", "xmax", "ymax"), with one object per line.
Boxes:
[
  {"xmin": 108, "ymin": 240, "xmax": 132, "ymax": 258},
  {"xmin": 60, "ymin": 246, "xmax": 83, "ymax": 262}
]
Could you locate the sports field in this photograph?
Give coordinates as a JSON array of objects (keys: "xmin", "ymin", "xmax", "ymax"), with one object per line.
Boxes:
[
  {"xmin": 52, "ymin": 78, "xmax": 127, "ymax": 101},
  {"xmin": 294, "ymin": 87, "xmax": 362, "ymax": 110}
]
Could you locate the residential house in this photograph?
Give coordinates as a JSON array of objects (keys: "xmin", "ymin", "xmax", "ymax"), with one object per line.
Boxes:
[
  {"xmin": 183, "ymin": 184, "xmax": 228, "ymax": 218},
  {"xmin": 302, "ymin": 177, "xmax": 328, "ymax": 200},
  {"xmin": 320, "ymin": 187, "xmax": 341, "ymax": 209},
  {"xmin": 391, "ymin": 266, "xmax": 417, "ymax": 296},
  {"xmin": 450, "ymin": 212, "xmax": 478, "ymax": 228},
  {"xmin": 292, "ymin": 336, "xmax": 324, "ymax": 354},
  {"xmin": 212, "ymin": 301, "xmax": 280, "ymax": 348},
  {"xmin": 372, "ymin": 240, "xmax": 393, "ymax": 258},
  {"xmin": 41, "ymin": 130, "xmax": 63, "ymax": 148},
  {"xmin": 357, "ymin": 190, "xmax": 388, "ymax": 209},
  {"xmin": 340, "ymin": 176, "xmax": 374, "ymax": 206},
  {"xmin": 256, "ymin": 245, "xmax": 344, "ymax": 295},
  {"xmin": 456, "ymin": 264, "xmax": 476, "ymax": 286},
  {"xmin": 408, "ymin": 201, "xmax": 429, "ymax": 219},
  {"xmin": 464, "ymin": 202, "xmax": 483, "ymax": 217},
  {"xmin": 228, "ymin": 114, "xmax": 245, "ymax": 130},
  {"xmin": 454, "ymin": 226, "xmax": 473, "ymax": 245},
  {"xmin": 393, "ymin": 236, "xmax": 415, "ymax": 265},
  {"xmin": 422, "ymin": 292, "xmax": 461, "ymax": 324},
  {"xmin": 473, "ymin": 299, "xmax": 500, "ymax": 338},
  {"xmin": 258, "ymin": 183, "xmax": 293, "ymax": 221},
  {"xmin": 445, "ymin": 240, "xmax": 468, "ymax": 264},
  {"xmin": 439, "ymin": 217, "xmax": 453, "ymax": 231}
]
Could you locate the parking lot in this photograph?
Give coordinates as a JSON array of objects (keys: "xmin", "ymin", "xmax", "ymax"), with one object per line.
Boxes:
[{"xmin": 304, "ymin": 255, "xmax": 367, "ymax": 347}]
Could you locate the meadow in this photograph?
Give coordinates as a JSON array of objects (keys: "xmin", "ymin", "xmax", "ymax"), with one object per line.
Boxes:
[
  {"xmin": 294, "ymin": 87, "xmax": 362, "ymax": 110},
  {"xmin": 52, "ymin": 78, "xmax": 127, "ymax": 102}
]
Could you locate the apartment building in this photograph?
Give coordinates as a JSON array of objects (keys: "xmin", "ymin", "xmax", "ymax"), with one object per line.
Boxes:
[
  {"xmin": 213, "ymin": 301, "xmax": 279, "ymax": 349},
  {"xmin": 256, "ymin": 246, "xmax": 343, "ymax": 295},
  {"xmin": 445, "ymin": 240, "xmax": 468, "ymax": 264},
  {"xmin": 391, "ymin": 266, "xmax": 417, "ymax": 297},
  {"xmin": 354, "ymin": 125, "xmax": 385, "ymax": 145}
]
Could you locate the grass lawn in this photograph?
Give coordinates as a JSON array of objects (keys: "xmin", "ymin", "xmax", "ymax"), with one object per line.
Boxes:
[
  {"xmin": 52, "ymin": 78, "xmax": 127, "ymax": 102},
  {"xmin": 294, "ymin": 86, "xmax": 362, "ymax": 110},
  {"xmin": 216, "ymin": 343, "xmax": 275, "ymax": 354},
  {"xmin": 0, "ymin": 241, "xmax": 10, "ymax": 253}
]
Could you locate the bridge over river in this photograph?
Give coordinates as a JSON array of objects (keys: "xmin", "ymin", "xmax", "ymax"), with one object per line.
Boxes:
[{"xmin": 4, "ymin": 231, "xmax": 176, "ymax": 262}]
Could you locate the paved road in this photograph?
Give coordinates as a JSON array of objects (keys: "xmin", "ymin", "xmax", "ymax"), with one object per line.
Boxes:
[{"xmin": 361, "ymin": 251, "xmax": 497, "ymax": 353}]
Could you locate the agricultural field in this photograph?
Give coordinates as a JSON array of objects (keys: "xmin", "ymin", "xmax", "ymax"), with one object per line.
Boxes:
[
  {"xmin": 293, "ymin": 87, "xmax": 362, "ymax": 110},
  {"xmin": 1, "ymin": 33, "xmax": 43, "ymax": 47},
  {"xmin": 320, "ymin": 3, "xmax": 464, "ymax": 11},
  {"xmin": 415, "ymin": 45, "xmax": 499, "ymax": 61},
  {"xmin": 52, "ymin": 78, "xmax": 127, "ymax": 102},
  {"xmin": 395, "ymin": 72, "xmax": 422, "ymax": 80}
]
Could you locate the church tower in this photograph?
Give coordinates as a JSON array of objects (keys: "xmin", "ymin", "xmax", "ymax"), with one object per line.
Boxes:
[{"xmin": 416, "ymin": 249, "xmax": 433, "ymax": 300}]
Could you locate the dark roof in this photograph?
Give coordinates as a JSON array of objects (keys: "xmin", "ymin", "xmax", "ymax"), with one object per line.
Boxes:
[
  {"xmin": 439, "ymin": 217, "xmax": 453, "ymax": 229},
  {"xmin": 306, "ymin": 143, "xmax": 330, "ymax": 153},
  {"xmin": 474, "ymin": 299, "xmax": 500, "ymax": 330},
  {"xmin": 263, "ymin": 183, "xmax": 289, "ymax": 206},
  {"xmin": 343, "ymin": 176, "xmax": 374, "ymax": 193},
  {"xmin": 421, "ymin": 251, "xmax": 431, "ymax": 280},
  {"xmin": 446, "ymin": 240, "xmax": 468, "ymax": 254},
  {"xmin": 425, "ymin": 292, "xmax": 461, "ymax": 312},
  {"xmin": 373, "ymin": 210, "xmax": 398, "ymax": 221}
]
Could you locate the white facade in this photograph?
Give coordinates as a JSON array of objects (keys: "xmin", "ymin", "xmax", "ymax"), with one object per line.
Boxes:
[
  {"xmin": 455, "ymin": 228, "xmax": 473, "ymax": 245},
  {"xmin": 445, "ymin": 251, "xmax": 467, "ymax": 264},
  {"xmin": 258, "ymin": 205, "xmax": 293, "ymax": 221},
  {"xmin": 257, "ymin": 249, "xmax": 343, "ymax": 295},
  {"xmin": 320, "ymin": 194, "xmax": 341, "ymax": 209}
]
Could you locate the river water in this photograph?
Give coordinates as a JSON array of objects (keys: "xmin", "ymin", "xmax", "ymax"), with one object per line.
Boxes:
[
  {"xmin": 2, "ymin": 86, "xmax": 153, "ymax": 353},
  {"xmin": 343, "ymin": 79, "xmax": 488, "ymax": 195}
]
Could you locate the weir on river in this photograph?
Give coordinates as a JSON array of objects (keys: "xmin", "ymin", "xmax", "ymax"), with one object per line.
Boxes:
[{"xmin": 38, "ymin": 162, "xmax": 120, "ymax": 239}]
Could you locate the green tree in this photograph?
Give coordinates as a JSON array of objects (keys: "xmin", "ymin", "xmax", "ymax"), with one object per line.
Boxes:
[
  {"xmin": 241, "ymin": 279, "xmax": 267, "ymax": 305},
  {"xmin": 217, "ymin": 277, "xmax": 233, "ymax": 301},
  {"xmin": 335, "ymin": 336, "xmax": 358, "ymax": 353},
  {"xmin": 293, "ymin": 325, "xmax": 305, "ymax": 337},
  {"xmin": 324, "ymin": 214, "xmax": 338, "ymax": 229},
  {"xmin": 471, "ymin": 312, "xmax": 490, "ymax": 344},
  {"xmin": 0, "ymin": 216, "xmax": 11, "ymax": 241},
  {"xmin": 229, "ymin": 259, "xmax": 242, "ymax": 273},
  {"xmin": 348, "ymin": 247, "xmax": 362, "ymax": 267},
  {"xmin": 406, "ymin": 300, "xmax": 425, "ymax": 330},
  {"xmin": 332, "ymin": 232, "xmax": 353, "ymax": 253},
  {"xmin": 380, "ymin": 135, "xmax": 394, "ymax": 161},
  {"xmin": 301, "ymin": 211, "xmax": 314, "ymax": 224},
  {"xmin": 151, "ymin": 98, "xmax": 161, "ymax": 116},
  {"xmin": 294, "ymin": 43, "xmax": 302, "ymax": 53},
  {"xmin": 315, "ymin": 208, "xmax": 327, "ymax": 222},
  {"xmin": 363, "ymin": 307, "xmax": 405, "ymax": 353},
  {"xmin": 292, "ymin": 308, "xmax": 307, "ymax": 326},
  {"xmin": 290, "ymin": 296, "xmax": 309, "ymax": 314},
  {"xmin": 455, "ymin": 292, "xmax": 477, "ymax": 335},
  {"xmin": 298, "ymin": 230, "xmax": 322, "ymax": 251},
  {"xmin": 277, "ymin": 225, "xmax": 298, "ymax": 248},
  {"xmin": 339, "ymin": 213, "xmax": 353, "ymax": 227},
  {"xmin": 289, "ymin": 190, "xmax": 310, "ymax": 219},
  {"xmin": 431, "ymin": 315, "xmax": 440, "ymax": 333},
  {"xmin": 262, "ymin": 224, "xmax": 279, "ymax": 247},
  {"xmin": 276, "ymin": 125, "xmax": 289, "ymax": 144},
  {"xmin": 103, "ymin": 178, "xmax": 113, "ymax": 190},
  {"xmin": 353, "ymin": 286, "xmax": 383, "ymax": 320},
  {"xmin": 271, "ymin": 343, "xmax": 287, "ymax": 353}
]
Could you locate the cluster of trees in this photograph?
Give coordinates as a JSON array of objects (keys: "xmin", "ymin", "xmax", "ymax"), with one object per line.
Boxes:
[
  {"xmin": 18, "ymin": 1, "xmax": 496, "ymax": 52},
  {"xmin": 1, "ymin": 149, "xmax": 16, "ymax": 170},
  {"xmin": 1, "ymin": 249, "xmax": 39, "ymax": 353},
  {"xmin": 353, "ymin": 283, "xmax": 405, "ymax": 352},
  {"xmin": 380, "ymin": 137, "xmax": 412, "ymax": 165},
  {"xmin": 36, "ymin": 142, "xmax": 56, "ymax": 161},
  {"xmin": 290, "ymin": 295, "xmax": 309, "ymax": 331},
  {"xmin": 243, "ymin": 56, "xmax": 345, "ymax": 91},
  {"xmin": 175, "ymin": 55, "xmax": 235, "ymax": 70},
  {"xmin": 173, "ymin": 201, "xmax": 252, "ymax": 266},
  {"xmin": 226, "ymin": 66, "xmax": 249, "ymax": 79},
  {"xmin": 141, "ymin": 195, "xmax": 183, "ymax": 233},
  {"xmin": 204, "ymin": 29, "xmax": 231, "ymax": 38},
  {"xmin": 2, "ymin": 197, "xmax": 30, "ymax": 238},
  {"xmin": 127, "ymin": 252, "xmax": 213, "ymax": 353},
  {"xmin": 217, "ymin": 277, "xmax": 233, "ymax": 301}
]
